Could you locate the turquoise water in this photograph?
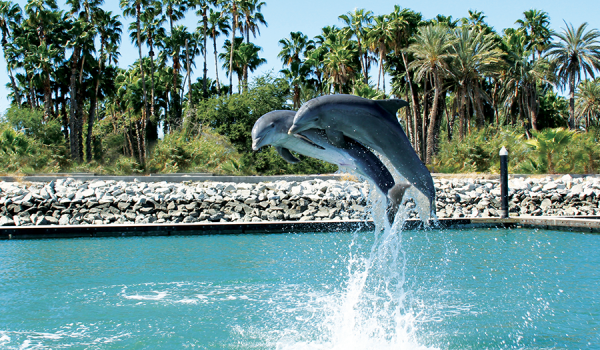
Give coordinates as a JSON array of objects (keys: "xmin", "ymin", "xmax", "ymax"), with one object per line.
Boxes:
[{"xmin": 1, "ymin": 227, "xmax": 599, "ymax": 349}]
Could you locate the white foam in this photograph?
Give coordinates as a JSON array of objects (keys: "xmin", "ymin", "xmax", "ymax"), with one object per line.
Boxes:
[
  {"xmin": 176, "ymin": 298, "xmax": 198, "ymax": 304},
  {"xmin": 123, "ymin": 291, "xmax": 167, "ymax": 301}
]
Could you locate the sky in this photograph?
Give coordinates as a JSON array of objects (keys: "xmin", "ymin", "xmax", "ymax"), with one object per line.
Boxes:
[{"xmin": 1, "ymin": 0, "xmax": 599, "ymax": 113}]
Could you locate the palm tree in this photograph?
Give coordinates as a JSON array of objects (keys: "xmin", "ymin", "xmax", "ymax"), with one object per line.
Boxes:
[
  {"xmin": 121, "ymin": 0, "xmax": 151, "ymax": 164},
  {"xmin": 281, "ymin": 60, "xmax": 311, "ymax": 109},
  {"xmin": 546, "ymin": 22, "xmax": 600, "ymax": 129},
  {"xmin": 222, "ymin": 0, "xmax": 241, "ymax": 95},
  {"xmin": 193, "ymin": 0, "xmax": 215, "ymax": 98},
  {"xmin": 388, "ymin": 6, "xmax": 422, "ymax": 151},
  {"xmin": 86, "ymin": 9, "xmax": 121, "ymax": 162},
  {"xmin": 575, "ymin": 78, "xmax": 600, "ymax": 129},
  {"xmin": 159, "ymin": 24, "xmax": 190, "ymax": 127},
  {"xmin": 237, "ymin": 41, "xmax": 265, "ymax": 92},
  {"xmin": 366, "ymin": 14, "xmax": 394, "ymax": 92},
  {"xmin": 219, "ymin": 37, "xmax": 242, "ymax": 91},
  {"xmin": 183, "ymin": 30, "xmax": 201, "ymax": 104},
  {"xmin": 130, "ymin": 2, "xmax": 165, "ymax": 119},
  {"xmin": 278, "ymin": 31, "xmax": 313, "ymax": 67},
  {"xmin": 219, "ymin": 37, "xmax": 264, "ymax": 93},
  {"xmin": 278, "ymin": 31, "xmax": 314, "ymax": 107},
  {"xmin": 207, "ymin": 8, "xmax": 229, "ymax": 95},
  {"xmin": 433, "ymin": 14, "xmax": 459, "ymax": 28},
  {"xmin": 240, "ymin": 0, "xmax": 266, "ymax": 44},
  {"xmin": 239, "ymin": 0, "xmax": 266, "ymax": 89},
  {"xmin": 515, "ymin": 9, "xmax": 551, "ymax": 61},
  {"xmin": 25, "ymin": 0, "xmax": 59, "ymax": 120},
  {"xmin": 322, "ymin": 39, "xmax": 358, "ymax": 94},
  {"xmin": 65, "ymin": 0, "xmax": 103, "ymax": 161},
  {"xmin": 161, "ymin": 0, "xmax": 186, "ymax": 33},
  {"xmin": 501, "ymin": 30, "xmax": 553, "ymax": 131},
  {"xmin": 339, "ymin": 8, "xmax": 372, "ymax": 84},
  {"xmin": 408, "ymin": 24, "xmax": 455, "ymax": 164},
  {"xmin": 0, "ymin": 1, "xmax": 23, "ymax": 105},
  {"xmin": 449, "ymin": 26, "xmax": 504, "ymax": 130}
]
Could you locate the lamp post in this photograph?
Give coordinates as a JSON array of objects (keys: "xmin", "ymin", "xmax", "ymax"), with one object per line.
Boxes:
[{"xmin": 500, "ymin": 146, "xmax": 509, "ymax": 218}]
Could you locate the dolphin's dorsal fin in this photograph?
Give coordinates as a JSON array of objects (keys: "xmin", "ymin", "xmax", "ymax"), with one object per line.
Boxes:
[
  {"xmin": 326, "ymin": 129, "xmax": 347, "ymax": 148},
  {"xmin": 276, "ymin": 147, "xmax": 301, "ymax": 163},
  {"xmin": 375, "ymin": 99, "xmax": 410, "ymax": 118}
]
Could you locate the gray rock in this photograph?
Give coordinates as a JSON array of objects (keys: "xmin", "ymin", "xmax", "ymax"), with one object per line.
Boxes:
[
  {"xmin": 139, "ymin": 207, "xmax": 154, "ymax": 214},
  {"xmin": 44, "ymin": 216, "xmax": 59, "ymax": 225},
  {"xmin": 540, "ymin": 198, "xmax": 552, "ymax": 210},
  {"xmin": 35, "ymin": 216, "xmax": 49, "ymax": 225},
  {"xmin": 59, "ymin": 214, "xmax": 71, "ymax": 225},
  {"xmin": 0, "ymin": 216, "xmax": 14, "ymax": 226}
]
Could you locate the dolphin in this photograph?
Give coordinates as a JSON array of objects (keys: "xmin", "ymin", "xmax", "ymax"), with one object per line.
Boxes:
[
  {"xmin": 252, "ymin": 110, "xmax": 410, "ymax": 211},
  {"xmin": 287, "ymin": 94, "xmax": 436, "ymax": 218}
]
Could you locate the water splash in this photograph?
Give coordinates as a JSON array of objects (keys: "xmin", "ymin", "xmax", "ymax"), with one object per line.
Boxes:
[{"xmin": 271, "ymin": 180, "xmax": 439, "ymax": 350}]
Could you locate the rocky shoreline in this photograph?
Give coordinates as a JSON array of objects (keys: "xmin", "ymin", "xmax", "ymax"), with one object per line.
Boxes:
[{"xmin": 0, "ymin": 175, "xmax": 598, "ymax": 226}]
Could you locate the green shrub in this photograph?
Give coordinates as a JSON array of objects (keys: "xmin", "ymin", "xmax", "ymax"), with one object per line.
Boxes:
[
  {"xmin": 432, "ymin": 125, "xmax": 529, "ymax": 173},
  {"xmin": 146, "ymin": 130, "xmax": 244, "ymax": 174},
  {"xmin": 2, "ymin": 106, "xmax": 66, "ymax": 147},
  {"xmin": 0, "ymin": 123, "xmax": 64, "ymax": 174}
]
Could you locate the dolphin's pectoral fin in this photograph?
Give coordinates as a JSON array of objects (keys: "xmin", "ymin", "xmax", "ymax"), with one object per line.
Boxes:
[
  {"xmin": 276, "ymin": 147, "xmax": 301, "ymax": 164},
  {"xmin": 326, "ymin": 129, "xmax": 347, "ymax": 148},
  {"xmin": 293, "ymin": 134, "xmax": 326, "ymax": 150},
  {"xmin": 376, "ymin": 99, "xmax": 410, "ymax": 119},
  {"xmin": 386, "ymin": 183, "xmax": 411, "ymax": 223}
]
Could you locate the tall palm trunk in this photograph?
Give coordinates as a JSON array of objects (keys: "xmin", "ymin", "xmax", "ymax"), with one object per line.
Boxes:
[
  {"xmin": 357, "ymin": 40, "xmax": 368, "ymax": 84},
  {"xmin": 43, "ymin": 73, "xmax": 52, "ymax": 120},
  {"xmin": 568, "ymin": 72, "xmax": 575, "ymax": 129},
  {"xmin": 426, "ymin": 69, "xmax": 441, "ymax": 164},
  {"xmin": 376, "ymin": 46, "xmax": 384, "ymax": 90},
  {"xmin": 60, "ymin": 90, "xmax": 68, "ymax": 142},
  {"xmin": 26, "ymin": 71, "xmax": 34, "ymax": 109},
  {"xmin": 77, "ymin": 59, "xmax": 86, "ymax": 161},
  {"xmin": 148, "ymin": 35, "xmax": 156, "ymax": 119},
  {"xmin": 7, "ymin": 68, "xmax": 20, "ymax": 105},
  {"xmin": 1, "ymin": 33, "xmax": 21, "ymax": 104},
  {"xmin": 459, "ymin": 85, "xmax": 466, "ymax": 140},
  {"xmin": 86, "ymin": 42, "xmax": 105, "ymax": 162},
  {"xmin": 213, "ymin": 31, "xmax": 221, "ymax": 95},
  {"xmin": 492, "ymin": 80, "xmax": 499, "ymax": 125},
  {"xmin": 228, "ymin": 2, "xmax": 237, "ymax": 95},
  {"xmin": 529, "ymin": 84, "xmax": 539, "ymax": 131},
  {"xmin": 185, "ymin": 39, "xmax": 192, "ymax": 106},
  {"xmin": 474, "ymin": 82, "xmax": 485, "ymax": 128},
  {"xmin": 401, "ymin": 52, "xmax": 421, "ymax": 154},
  {"xmin": 135, "ymin": 3, "xmax": 148, "ymax": 165},
  {"xmin": 202, "ymin": 9, "xmax": 208, "ymax": 98},
  {"xmin": 69, "ymin": 46, "xmax": 81, "ymax": 162}
]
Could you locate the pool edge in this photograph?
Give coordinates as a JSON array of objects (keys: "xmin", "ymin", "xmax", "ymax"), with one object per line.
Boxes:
[{"xmin": 1, "ymin": 216, "xmax": 599, "ymax": 239}]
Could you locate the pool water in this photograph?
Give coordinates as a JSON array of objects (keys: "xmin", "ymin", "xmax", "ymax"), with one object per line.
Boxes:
[{"xmin": 0, "ymin": 227, "xmax": 599, "ymax": 349}]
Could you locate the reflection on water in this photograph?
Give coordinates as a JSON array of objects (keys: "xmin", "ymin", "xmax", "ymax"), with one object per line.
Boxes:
[{"xmin": 1, "ymin": 224, "xmax": 599, "ymax": 349}]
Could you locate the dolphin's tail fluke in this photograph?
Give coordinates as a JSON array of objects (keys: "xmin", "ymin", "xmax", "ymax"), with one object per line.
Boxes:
[{"xmin": 386, "ymin": 182, "xmax": 411, "ymax": 223}]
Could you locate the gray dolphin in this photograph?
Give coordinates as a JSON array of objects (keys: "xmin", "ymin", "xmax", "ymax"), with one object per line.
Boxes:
[
  {"xmin": 287, "ymin": 94, "xmax": 435, "ymax": 217},
  {"xmin": 252, "ymin": 110, "xmax": 409, "ymax": 210}
]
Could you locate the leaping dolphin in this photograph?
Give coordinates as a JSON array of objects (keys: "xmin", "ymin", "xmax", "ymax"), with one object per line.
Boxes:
[
  {"xmin": 287, "ymin": 94, "xmax": 436, "ymax": 218},
  {"xmin": 252, "ymin": 110, "xmax": 410, "ymax": 212}
]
